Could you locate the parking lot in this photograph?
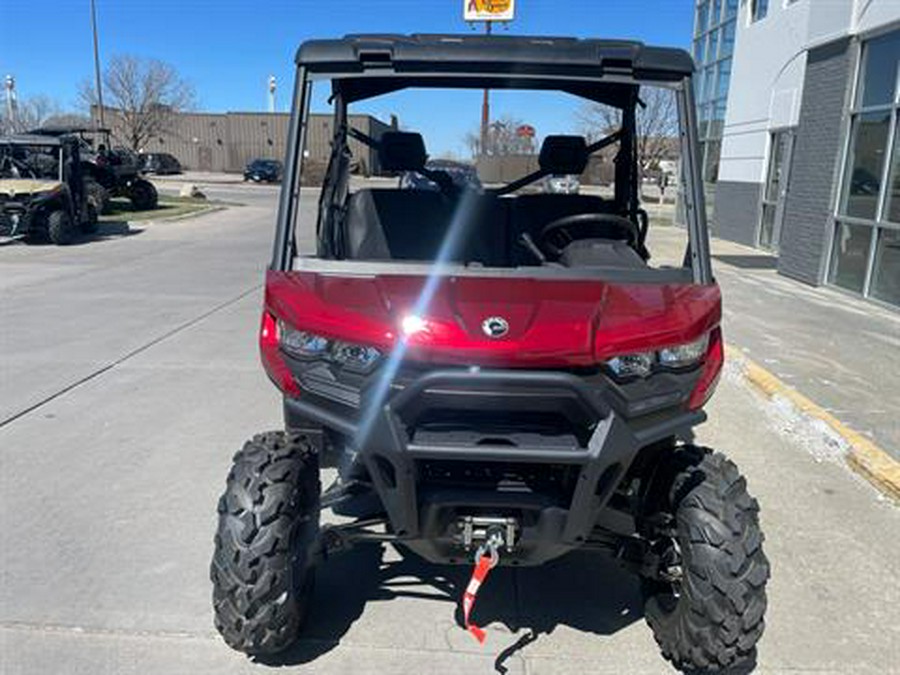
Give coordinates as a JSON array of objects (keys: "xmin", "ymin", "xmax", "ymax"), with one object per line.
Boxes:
[{"xmin": 1, "ymin": 187, "xmax": 899, "ymax": 674}]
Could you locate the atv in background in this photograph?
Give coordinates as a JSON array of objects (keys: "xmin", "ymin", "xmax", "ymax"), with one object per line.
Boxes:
[
  {"xmin": 30, "ymin": 126, "xmax": 158, "ymax": 213},
  {"xmin": 0, "ymin": 133, "xmax": 101, "ymax": 244},
  {"xmin": 210, "ymin": 34, "xmax": 770, "ymax": 673}
]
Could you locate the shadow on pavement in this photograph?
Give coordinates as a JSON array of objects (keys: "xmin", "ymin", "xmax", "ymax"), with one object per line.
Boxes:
[
  {"xmin": 259, "ymin": 544, "xmax": 645, "ymax": 671},
  {"xmin": 712, "ymin": 254, "xmax": 778, "ymax": 270},
  {"xmin": 75, "ymin": 221, "xmax": 144, "ymax": 245}
]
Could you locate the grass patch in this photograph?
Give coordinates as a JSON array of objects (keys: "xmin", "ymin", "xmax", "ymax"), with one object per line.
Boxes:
[{"xmin": 99, "ymin": 197, "xmax": 213, "ymax": 223}]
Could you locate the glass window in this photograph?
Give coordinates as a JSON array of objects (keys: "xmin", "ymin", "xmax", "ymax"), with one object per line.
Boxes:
[
  {"xmin": 721, "ymin": 20, "xmax": 736, "ymax": 55},
  {"xmin": 704, "ymin": 66, "xmax": 716, "ymax": 103},
  {"xmin": 694, "ymin": 37, "xmax": 705, "ymax": 64},
  {"xmin": 724, "ymin": 0, "xmax": 738, "ymax": 20},
  {"xmin": 841, "ymin": 111, "xmax": 890, "ymax": 220},
  {"xmin": 765, "ymin": 135, "xmax": 786, "ymax": 202},
  {"xmin": 887, "ymin": 122, "xmax": 900, "ymax": 223},
  {"xmin": 857, "ymin": 31, "xmax": 900, "ymax": 109},
  {"xmin": 711, "ymin": 0, "xmax": 722, "ymax": 25},
  {"xmin": 704, "ymin": 140, "xmax": 722, "ymax": 182},
  {"xmin": 751, "ymin": 0, "xmax": 768, "ymax": 22},
  {"xmin": 759, "ymin": 204, "xmax": 777, "ymax": 249},
  {"xmin": 829, "ymin": 222, "xmax": 873, "ymax": 293},
  {"xmin": 696, "ymin": 1, "xmax": 710, "ymax": 35},
  {"xmin": 871, "ymin": 228, "xmax": 900, "ymax": 305},
  {"xmin": 706, "ymin": 30, "xmax": 719, "ymax": 61},
  {"xmin": 708, "ymin": 28, "xmax": 719, "ymax": 62},
  {"xmin": 717, "ymin": 58, "xmax": 732, "ymax": 100}
]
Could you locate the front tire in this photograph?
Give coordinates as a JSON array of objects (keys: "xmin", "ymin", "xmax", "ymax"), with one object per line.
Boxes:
[
  {"xmin": 211, "ymin": 431, "xmax": 321, "ymax": 655},
  {"xmin": 641, "ymin": 446, "xmax": 769, "ymax": 672},
  {"xmin": 129, "ymin": 179, "xmax": 158, "ymax": 211},
  {"xmin": 47, "ymin": 209, "xmax": 76, "ymax": 245}
]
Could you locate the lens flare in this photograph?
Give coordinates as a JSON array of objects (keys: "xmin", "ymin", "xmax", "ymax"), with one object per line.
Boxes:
[{"xmin": 354, "ymin": 189, "xmax": 479, "ymax": 448}]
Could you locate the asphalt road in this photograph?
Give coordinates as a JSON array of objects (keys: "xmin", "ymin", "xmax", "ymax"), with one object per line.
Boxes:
[{"xmin": 1, "ymin": 188, "xmax": 898, "ymax": 674}]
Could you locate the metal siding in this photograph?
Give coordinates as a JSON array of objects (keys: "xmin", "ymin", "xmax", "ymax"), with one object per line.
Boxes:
[{"xmin": 118, "ymin": 111, "xmax": 385, "ymax": 173}]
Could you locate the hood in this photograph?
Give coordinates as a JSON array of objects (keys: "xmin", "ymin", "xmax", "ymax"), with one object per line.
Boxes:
[
  {"xmin": 0, "ymin": 179, "xmax": 62, "ymax": 198},
  {"xmin": 266, "ymin": 270, "xmax": 721, "ymax": 368}
]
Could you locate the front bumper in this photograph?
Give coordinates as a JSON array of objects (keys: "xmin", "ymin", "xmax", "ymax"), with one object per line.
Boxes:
[{"xmin": 285, "ymin": 368, "xmax": 703, "ymax": 565}]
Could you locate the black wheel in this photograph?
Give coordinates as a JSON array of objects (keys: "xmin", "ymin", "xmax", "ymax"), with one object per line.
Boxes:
[
  {"xmin": 129, "ymin": 179, "xmax": 158, "ymax": 211},
  {"xmin": 640, "ymin": 446, "xmax": 769, "ymax": 672},
  {"xmin": 80, "ymin": 203, "xmax": 99, "ymax": 234},
  {"xmin": 47, "ymin": 209, "xmax": 76, "ymax": 245},
  {"xmin": 84, "ymin": 179, "xmax": 110, "ymax": 218},
  {"xmin": 210, "ymin": 431, "xmax": 321, "ymax": 655}
]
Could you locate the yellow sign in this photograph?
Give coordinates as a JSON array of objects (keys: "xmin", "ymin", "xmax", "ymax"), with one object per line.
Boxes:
[{"xmin": 464, "ymin": 0, "xmax": 515, "ymax": 22}]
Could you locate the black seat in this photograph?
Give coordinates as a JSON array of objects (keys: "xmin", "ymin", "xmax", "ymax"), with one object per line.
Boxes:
[
  {"xmin": 344, "ymin": 189, "xmax": 456, "ymax": 260},
  {"xmin": 343, "ymin": 131, "xmax": 511, "ymax": 264}
]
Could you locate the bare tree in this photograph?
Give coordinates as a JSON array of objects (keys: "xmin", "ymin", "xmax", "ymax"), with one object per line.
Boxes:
[
  {"xmin": 577, "ymin": 87, "xmax": 678, "ymax": 179},
  {"xmin": 80, "ymin": 55, "xmax": 195, "ymax": 151},
  {"xmin": 0, "ymin": 94, "xmax": 60, "ymax": 134}
]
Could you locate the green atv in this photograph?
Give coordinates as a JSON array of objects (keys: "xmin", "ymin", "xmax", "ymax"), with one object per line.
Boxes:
[{"xmin": 0, "ymin": 134, "xmax": 104, "ymax": 245}]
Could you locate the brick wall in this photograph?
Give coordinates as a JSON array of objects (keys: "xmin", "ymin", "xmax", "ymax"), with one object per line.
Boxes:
[{"xmin": 778, "ymin": 38, "xmax": 853, "ymax": 285}]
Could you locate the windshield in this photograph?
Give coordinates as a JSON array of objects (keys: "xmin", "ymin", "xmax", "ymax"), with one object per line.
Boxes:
[
  {"xmin": 0, "ymin": 143, "xmax": 63, "ymax": 181},
  {"xmin": 286, "ymin": 82, "xmax": 691, "ymax": 278}
]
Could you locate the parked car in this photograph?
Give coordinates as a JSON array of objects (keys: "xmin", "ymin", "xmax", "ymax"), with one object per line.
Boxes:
[
  {"xmin": 399, "ymin": 159, "xmax": 481, "ymax": 191},
  {"xmin": 244, "ymin": 159, "xmax": 283, "ymax": 183},
  {"xmin": 140, "ymin": 152, "xmax": 182, "ymax": 175}
]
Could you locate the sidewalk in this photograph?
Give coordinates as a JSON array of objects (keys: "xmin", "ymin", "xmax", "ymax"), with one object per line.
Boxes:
[{"xmin": 647, "ymin": 223, "xmax": 900, "ymax": 461}]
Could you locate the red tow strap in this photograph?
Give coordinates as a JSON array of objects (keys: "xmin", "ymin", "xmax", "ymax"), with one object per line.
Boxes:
[{"xmin": 462, "ymin": 553, "xmax": 495, "ymax": 644}]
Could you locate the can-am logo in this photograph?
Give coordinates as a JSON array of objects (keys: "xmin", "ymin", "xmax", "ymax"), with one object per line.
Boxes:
[{"xmin": 481, "ymin": 316, "xmax": 510, "ymax": 338}]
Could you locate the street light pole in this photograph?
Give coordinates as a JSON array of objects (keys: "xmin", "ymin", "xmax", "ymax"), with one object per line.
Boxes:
[
  {"xmin": 480, "ymin": 20, "xmax": 492, "ymax": 156},
  {"xmin": 90, "ymin": 0, "xmax": 105, "ymax": 128}
]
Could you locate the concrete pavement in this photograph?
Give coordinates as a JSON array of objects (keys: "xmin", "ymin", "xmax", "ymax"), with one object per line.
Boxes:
[
  {"xmin": 646, "ymin": 224, "xmax": 900, "ymax": 461},
  {"xmin": 1, "ymin": 193, "xmax": 899, "ymax": 674}
]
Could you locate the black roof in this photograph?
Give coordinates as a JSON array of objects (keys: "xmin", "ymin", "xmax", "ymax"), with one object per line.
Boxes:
[
  {"xmin": 30, "ymin": 126, "xmax": 111, "ymax": 136},
  {"xmin": 295, "ymin": 34, "xmax": 693, "ymax": 106},
  {"xmin": 297, "ymin": 33, "xmax": 693, "ymax": 79},
  {"xmin": 0, "ymin": 133, "xmax": 66, "ymax": 146}
]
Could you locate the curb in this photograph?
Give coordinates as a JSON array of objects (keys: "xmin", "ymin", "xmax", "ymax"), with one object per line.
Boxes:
[
  {"xmin": 135, "ymin": 204, "xmax": 227, "ymax": 225},
  {"xmin": 727, "ymin": 346, "xmax": 900, "ymax": 501}
]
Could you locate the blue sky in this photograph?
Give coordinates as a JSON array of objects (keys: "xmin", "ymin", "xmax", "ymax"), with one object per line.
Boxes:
[{"xmin": 2, "ymin": 0, "xmax": 693, "ymax": 155}]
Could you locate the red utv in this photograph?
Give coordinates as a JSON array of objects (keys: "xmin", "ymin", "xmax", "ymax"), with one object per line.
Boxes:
[{"xmin": 210, "ymin": 34, "xmax": 769, "ymax": 673}]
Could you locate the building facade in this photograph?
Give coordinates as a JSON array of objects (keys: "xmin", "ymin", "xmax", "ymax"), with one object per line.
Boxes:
[
  {"xmin": 692, "ymin": 0, "xmax": 739, "ymax": 185},
  {"xmin": 710, "ymin": 0, "xmax": 900, "ymax": 309},
  {"xmin": 94, "ymin": 109, "xmax": 394, "ymax": 175}
]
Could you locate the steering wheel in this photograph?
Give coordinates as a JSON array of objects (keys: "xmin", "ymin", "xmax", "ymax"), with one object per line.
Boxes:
[{"xmin": 538, "ymin": 213, "xmax": 641, "ymax": 258}]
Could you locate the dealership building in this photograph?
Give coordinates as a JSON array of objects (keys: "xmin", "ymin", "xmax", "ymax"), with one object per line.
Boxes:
[
  {"xmin": 693, "ymin": 0, "xmax": 900, "ymax": 309},
  {"xmin": 94, "ymin": 109, "xmax": 394, "ymax": 175}
]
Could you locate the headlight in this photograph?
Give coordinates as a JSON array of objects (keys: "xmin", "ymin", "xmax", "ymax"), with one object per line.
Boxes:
[
  {"xmin": 331, "ymin": 341, "xmax": 382, "ymax": 373},
  {"xmin": 604, "ymin": 333, "xmax": 709, "ymax": 380},
  {"xmin": 278, "ymin": 322, "xmax": 329, "ymax": 357},
  {"xmin": 277, "ymin": 322, "xmax": 382, "ymax": 372},
  {"xmin": 606, "ymin": 352, "xmax": 655, "ymax": 379},
  {"xmin": 658, "ymin": 334, "xmax": 709, "ymax": 369}
]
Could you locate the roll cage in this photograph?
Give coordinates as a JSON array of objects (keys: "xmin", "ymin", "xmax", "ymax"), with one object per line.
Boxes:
[{"xmin": 273, "ymin": 34, "xmax": 711, "ymax": 283}]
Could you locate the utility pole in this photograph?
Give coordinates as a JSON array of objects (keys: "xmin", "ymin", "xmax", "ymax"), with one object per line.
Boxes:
[
  {"xmin": 480, "ymin": 21, "xmax": 492, "ymax": 156},
  {"xmin": 90, "ymin": 0, "xmax": 105, "ymax": 128},
  {"xmin": 4, "ymin": 75, "xmax": 17, "ymax": 130}
]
